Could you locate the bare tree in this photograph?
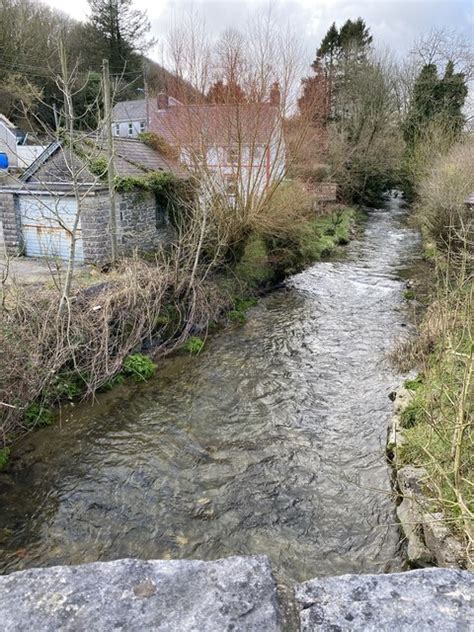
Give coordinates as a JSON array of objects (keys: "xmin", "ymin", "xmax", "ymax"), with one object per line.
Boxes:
[{"xmin": 411, "ymin": 28, "xmax": 474, "ymax": 80}]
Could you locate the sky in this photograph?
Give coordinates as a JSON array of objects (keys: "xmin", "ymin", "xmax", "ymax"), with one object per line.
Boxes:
[{"xmin": 42, "ymin": 0, "xmax": 473, "ymax": 68}]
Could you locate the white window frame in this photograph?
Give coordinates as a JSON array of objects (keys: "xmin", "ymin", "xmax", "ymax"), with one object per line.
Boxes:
[{"xmin": 128, "ymin": 122, "xmax": 134, "ymax": 136}]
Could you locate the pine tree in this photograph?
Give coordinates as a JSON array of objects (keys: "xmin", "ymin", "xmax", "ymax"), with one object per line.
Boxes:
[
  {"xmin": 87, "ymin": 0, "xmax": 152, "ymax": 73},
  {"xmin": 403, "ymin": 62, "xmax": 467, "ymax": 147},
  {"xmin": 304, "ymin": 18, "xmax": 373, "ymax": 121}
]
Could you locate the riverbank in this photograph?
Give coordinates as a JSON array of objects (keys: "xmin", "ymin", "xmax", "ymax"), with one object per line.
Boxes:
[
  {"xmin": 388, "ymin": 141, "xmax": 473, "ymax": 569},
  {"xmin": 0, "ymin": 204, "xmax": 358, "ymax": 464}
]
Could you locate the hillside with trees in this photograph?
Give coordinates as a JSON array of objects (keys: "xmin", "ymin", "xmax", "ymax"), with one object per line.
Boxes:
[{"xmin": 0, "ymin": 0, "xmax": 185, "ymax": 130}]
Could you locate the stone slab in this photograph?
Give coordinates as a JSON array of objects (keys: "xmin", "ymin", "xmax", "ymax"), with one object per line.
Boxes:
[
  {"xmin": 295, "ymin": 567, "xmax": 474, "ymax": 631},
  {"xmin": 0, "ymin": 556, "xmax": 282, "ymax": 632}
]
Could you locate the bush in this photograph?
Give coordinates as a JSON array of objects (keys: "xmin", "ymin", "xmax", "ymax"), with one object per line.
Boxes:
[
  {"xmin": 122, "ymin": 354, "xmax": 157, "ymax": 381},
  {"xmin": 235, "ymin": 234, "xmax": 273, "ymax": 288},
  {"xmin": 184, "ymin": 336, "xmax": 204, "ymax": 354},
  {"xmin": 400, "ymin": 398, "xmax": 426, "ymax": 429},
  {"xmin": 415, "ymin": 140, "xmax": 474, "ymax": 252},
  {"xmin": 24, "ymin": 402, "xmax": 54, "ymax": 428},
  {"xmin": 228, "ymin": 297, "xmax": 258, "ymax": 324}
]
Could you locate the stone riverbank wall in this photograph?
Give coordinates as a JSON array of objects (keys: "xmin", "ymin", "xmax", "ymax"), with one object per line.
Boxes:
[{"xmin": 387, "ymin": 387, "xmax": 469, "ymax": 569}]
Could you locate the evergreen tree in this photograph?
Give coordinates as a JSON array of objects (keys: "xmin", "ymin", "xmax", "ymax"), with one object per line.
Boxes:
[
  {"xmin": 303, "ymin": 18, "xmax": 373, "ymax": 122},
  {"xmin": 87, "ymin": 0, "xmax": 152, "ymax": 73},
  {"xmin": 403, "ymin": 62, "xmax": 467, "ymax": 147}
]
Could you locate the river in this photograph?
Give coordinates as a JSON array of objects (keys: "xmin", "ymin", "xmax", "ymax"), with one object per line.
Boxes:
[{"xmin": 0, "ymin": 197, "xmax": 420, "ymax": 582}]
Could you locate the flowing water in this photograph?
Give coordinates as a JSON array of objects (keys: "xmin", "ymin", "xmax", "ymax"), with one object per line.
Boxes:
[{"xmin": 0, "ymin": 197, "xmax": 420, "ymax": 581}]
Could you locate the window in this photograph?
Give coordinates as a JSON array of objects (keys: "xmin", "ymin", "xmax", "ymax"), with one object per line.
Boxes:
[
  {"xmin": 140, "ymin": 121, "xmax": 146, "ymax": 133},
  {"xmin": 253, "ymin": 146, "xmax": 264, "ymax": 162},
  {"xmin": 227, "ymin": 147, "xmax": 239, "ymax": 165},
  {"xmin": 128, "ymin": 122, "xmax": 134, "ymax": 136},
  {"xmin": 114, "ymin": 124, "xmax": 120, "ymax": 136},
  {"xmin": 225, "ymin": 174, "xmax": 238, "ymax": 197},
  {"xmin": 155, "ymin": 197, "xmax": 168, "ymax": 227}
]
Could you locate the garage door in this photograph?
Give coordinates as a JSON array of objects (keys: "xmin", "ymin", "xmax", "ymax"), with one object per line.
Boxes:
[{"xmin": 19, "ymin": 195, "xmax": 84, "ymax": 263}]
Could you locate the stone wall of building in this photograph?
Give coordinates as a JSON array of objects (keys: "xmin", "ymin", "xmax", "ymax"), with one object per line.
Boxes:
[
  {"xmin": 0, "ymin": 188, "xmax": 171, "ymax": 265},
  {"xmin": 80, "ymin": 191, "xmax": 111, "ymax": 264},
  {"xmin": 118, "ymin": 190, "xmax": 169, "ymax": 254},
  {"xmin": 0, "ymin": 192, "xmax": 22, "ymax": 255}
]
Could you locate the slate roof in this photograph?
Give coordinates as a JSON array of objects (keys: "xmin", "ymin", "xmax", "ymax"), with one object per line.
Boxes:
[
  {"xmin": 112, "ymin": 99, "xmax": 147, "ymax": 122},
  {"xmin": 151, "ymin": 103, "xmax": 280, "ymax": 148},
  {"xmin": 112, "ymin": 97, "xmax": 183, "ymax": 122},
  {"xmin": 2, "ymin": 137, "xmax": 183, "ymax": 192},
  {"xmin": 97, "ymin": 137, "xmax": 183, "ymax": 177}
]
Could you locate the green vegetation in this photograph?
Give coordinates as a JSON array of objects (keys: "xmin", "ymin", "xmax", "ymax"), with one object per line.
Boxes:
[
  {"xmin": 114, "ymin": 172, "xmax": 179, "ymax": 194},
  {"xmin": 49, "ymin": 374, "xmax": 84, "ymax": 400},
  {"xmin": 0, "ymin": 447, "xmax": 11, "ymax": 469},
  {"xmin": 99, "ymin": 374, "xmax": 126, "ymax": 391},
  {"xmin": 87, "ymin": 156, "xmax": 108, "ymax": 178},
  {"xmin": 403, "ymin": 289, "xmax": 416, "ymax": 301},
  {"xmin": 228, "ymin": 297, "xmax": 258, "ymax": 324},
  {"xmin": 400, "ymin": 396, "xmax": 426, "ymax": 429},
  {"xmin": 123, "ymin": 354, "xmax": 157, "ymax": 381},
  {"xmin": 393, "ymin": 138, "xmax": 473, "ymax": 554},
  {"xmin": 184, "ymin": 336, "xmax": 205, "ymax": 354},
  {"xmin": 24, "ymin": 403, "xmax": 54, "ymax": 428},
  {"xmin": 235, "ymin": 235, "xmax": 274, "ymax": 289},
  {"xmin": 404, "ymin": 375, "xmax": 423, "ymax": 391},
  {"xmin": 138, "ymin": 132, "xmax": 180, "ymax": 160}
]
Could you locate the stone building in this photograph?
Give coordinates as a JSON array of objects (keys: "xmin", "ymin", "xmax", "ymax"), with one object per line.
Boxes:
[{"xmin": 0, "ymin": 137, "xmax": 182, "ymax": 264}]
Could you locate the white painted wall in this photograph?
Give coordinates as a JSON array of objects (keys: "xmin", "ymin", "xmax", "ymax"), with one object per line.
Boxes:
[
  {"xmin": 112, "ymin": 120, "xmax": 146, "ymax": 138},
  {"xmin": 16, "ymin": 145, "xmax": 47, "ymax": 167},
  {"xmin": 180, "ymin": 128, "xmax": 286, "ymax": 206},
  {"xmin": 0, "ymin": 122, "xmax": 18, "ymax": 167}
]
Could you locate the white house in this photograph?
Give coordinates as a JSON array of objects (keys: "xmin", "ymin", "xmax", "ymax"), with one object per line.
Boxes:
[
  {"xmin": 148, "ymin": 87, "xmax": 286, "ymax": 205},
  {"xmin": 111, "ymin": 95, "xmax": 182, "ymax": 138}
]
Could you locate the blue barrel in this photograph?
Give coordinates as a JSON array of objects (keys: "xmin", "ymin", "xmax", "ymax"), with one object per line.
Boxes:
[{"xmin": 0, "ymin": 152, "xmax": 8, "ymax": 169}]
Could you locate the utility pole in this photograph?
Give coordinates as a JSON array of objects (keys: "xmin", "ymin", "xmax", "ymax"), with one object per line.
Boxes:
[
  {"xmin": 143, "ymin": 59, "xmax": 150, "ymax": 130},
  {"xmin": 102, "ymin": 58, "xmax": 118, "ymax": 263},
  {"xmin": 53, "ymin": 103, "xmax": 59, "ymax": 134}
]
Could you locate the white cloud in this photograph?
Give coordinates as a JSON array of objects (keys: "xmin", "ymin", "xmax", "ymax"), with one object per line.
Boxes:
[{"xmin": 41, "ymin": 0, "xmax": 473, "ymax": 66}]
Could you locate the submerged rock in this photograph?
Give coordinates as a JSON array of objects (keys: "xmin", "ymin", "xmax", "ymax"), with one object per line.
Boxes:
[
  {"xmin": 0, "ymin": 556, "xmax": 282, "ymax": 632},
  {"xmin": 295, "ymin": 567, "xmax": 474, "ymax": 631}
]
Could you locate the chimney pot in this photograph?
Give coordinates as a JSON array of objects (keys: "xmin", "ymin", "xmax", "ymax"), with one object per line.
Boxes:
[
  {"xmin": 157, "ymin": 92, "xmax": 169, "ymax": 109},
  {"xmin": 270, "ymin": 82, "xmax": 281, "ymax": 106}
]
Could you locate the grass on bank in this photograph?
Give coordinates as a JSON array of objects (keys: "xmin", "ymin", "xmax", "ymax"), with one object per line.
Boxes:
[
  {"xmin": 397, "ymin": 279, "xmax": 473, "ymax": 540},
  {"xmin": 392, "ymin": 139, "xmax": 473, "ymax": 561}
]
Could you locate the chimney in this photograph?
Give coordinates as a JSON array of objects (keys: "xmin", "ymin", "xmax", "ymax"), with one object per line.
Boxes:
[
  {"xmin": 270, "ymin": 82, "xmax": 281, "ymax": 106},
  {"xmin": 157, "ymin": 92, "xmax": 169, "ymax": 109}
]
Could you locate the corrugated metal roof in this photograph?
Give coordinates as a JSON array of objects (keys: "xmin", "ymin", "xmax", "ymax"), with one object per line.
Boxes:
[{"xmin": 465, "ymin": 193, "xmax": 474, "ymax": 206}]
